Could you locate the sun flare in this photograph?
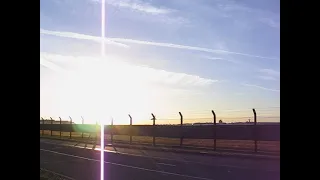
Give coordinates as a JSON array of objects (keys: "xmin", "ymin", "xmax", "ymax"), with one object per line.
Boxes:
[{"xmin": 41, "ymin": 55, "xmax": 169, "ymax": 125}]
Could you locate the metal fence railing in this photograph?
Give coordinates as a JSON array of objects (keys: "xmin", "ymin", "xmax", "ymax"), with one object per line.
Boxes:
[{"xmin": 40, "ymin": 109, "xmax": 280, "ymax": 153}]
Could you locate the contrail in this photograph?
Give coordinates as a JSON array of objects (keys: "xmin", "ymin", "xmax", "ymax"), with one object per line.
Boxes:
[
  {"xmin": 108, "ymin": 38, "xmax": 279, "ymax": 60},
  {"xmin": 242, "ymin": 83, "xmax": 280, "ymax": 92},
  {"xmin": 41, "ymin": 28, "xmax": 278, "ymax": 60},
  {"xmin": 40, "ymin": 29, "xmax": 129, "ymax": 48}
]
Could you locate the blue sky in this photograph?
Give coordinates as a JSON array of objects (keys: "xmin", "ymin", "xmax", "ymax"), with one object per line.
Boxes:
[{"xmin": 40, "ymin": 0, "xmax": 280, "ymax": 124}]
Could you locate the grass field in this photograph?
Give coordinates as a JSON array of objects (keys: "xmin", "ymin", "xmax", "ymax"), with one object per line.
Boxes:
[
  {"xmin": 40, "ymin": 130, "xmax": 279, "ymax": 153},
  {"xmin": 40, "ymin": 168, "xmax": 73, "ymax": 180}
]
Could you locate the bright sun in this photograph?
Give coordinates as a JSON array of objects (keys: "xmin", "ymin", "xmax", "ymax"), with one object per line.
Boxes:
[{"xmin": 43, "ymin": 55, "xmax": 163, "ymax": 125}]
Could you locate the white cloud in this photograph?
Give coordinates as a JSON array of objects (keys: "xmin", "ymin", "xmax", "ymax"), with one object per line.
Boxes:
[
  {"xmin": 110, "ymin": 0, "xmax": 172, "ymax": 15},
  {"xmin": 220, "ymin": 0, "xmax": 279, "ymax": 28},
  {"xmin": 40, "ymin": 52, "xmax": 218, "ymax": 88},
  {"xmin": 258, "ymin": 76, "xmax": 277, "ymax": 81},
  {"xmin": 40, "ymin": 29, "xmax": 130, "ymax": 48},
  {"xmin": 259, "ymin": 69, "xmax": 280, "ymax": 76},
  {"xmin": 242, "ymin": 83, "xmax": 279, "ymax": 92},
  {"xmin": 195, "ymin": 0, "xmax": 279, "ymax": 29},
  {"xmin": 91, "ymin": 0, "xmax": 172, "ymax": 15},
  {"xmin": 41, "ymin": 57, "xmax": 67, "ymax": 72},
  {"xmin": 258, "ymin": 69, "xmax": 280, "ymax": 81},
  {"xmin": 259, "ymin": 18, "xmax": 280, "ymax": 29},
  {"xmin": 91, "ymin": 0, "xmax": 188, "ymax": 25},
  {"xmin": 40, "ymin": 52, "xmax": 218, "ymax": 121}
]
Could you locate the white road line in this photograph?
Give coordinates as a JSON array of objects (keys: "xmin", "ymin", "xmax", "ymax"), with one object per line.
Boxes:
[
  {"xmin": 40, "ymin": 148, "xmax": 213, "ymax": 180},
  {"xmin": 40, "ymin": 140, "xmax": 279, "ymax": 172},
  {"xmin": 42, "ymin": 159, "xmax": 81, "ymax": 164},
  {"xmin": 156, "ymin": 163, "xmax": 176, "ymax": 167},
  {"xmin": 140, "ymin": 150, "xmax": 169, "ymax": 176}
]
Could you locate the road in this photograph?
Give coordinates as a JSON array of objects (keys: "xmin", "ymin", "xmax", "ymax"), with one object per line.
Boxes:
[{"xmin": 40, "ymin": 139, "xmax": 280, "ymax": 180}]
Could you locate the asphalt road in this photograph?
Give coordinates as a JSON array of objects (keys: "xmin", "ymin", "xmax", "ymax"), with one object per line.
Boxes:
[{"xmin": 40, "ymin": 139, "xmax": 280, "ymax": 180}]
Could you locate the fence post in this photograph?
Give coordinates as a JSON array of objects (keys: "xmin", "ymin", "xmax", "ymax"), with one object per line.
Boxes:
[
  {"xmin": 129, "ymin": 114, "xmax": 132, "ymax": 144},
  {"xmin": 111, "ymin": 118, "xmax": 114, "ymax": 144},
  {"xmin": 59, "ymin": 117, "xmax": 62, "ymax": 138},
  {"xmin": 41, "ymin": 117, "xmax": 44, "ymax": 136},
  {"xmin": 179, "ymin": 112, "xmax": 183, "ymax": 147},
  {"xmin": 212, "ymin": 110, "xmax": 216, "ymax": 151},
  {"xmin": 81, "ymin": 116, "xmax": 84, "ymax": 138},
  {"xmin": 252, "ymin": 108, "xmax": 257, "ymax": 153},
  {"xmin": 50, "ymin": 117, "xmax": 53, "ymax": 136},
  {"xmin": 69, "ymin": 116, "xmax": 72, "ymax": 139},
  {"xmin": 151, "ymin": 113, "xmax": 156, "ymax": 146}
]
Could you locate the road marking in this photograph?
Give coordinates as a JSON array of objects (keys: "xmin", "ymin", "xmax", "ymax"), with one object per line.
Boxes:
[
  {"xmin": 156, "ymin": 163, "xmax": 176, "ymax": 167},
  {"xmin": 42, "ymin": 159, "xmax": 82, "ymax": 164},
  {"xmin": 41, "ymin": 141, "xmax": 117, "ymax": 153},
  {"xmin": 41, "ymin": 137, "xmax": 278, "ymax": 154},
  {"xmin": 40, "ymin": 140, "xmax": 279, "ymax": 172},
  {"xmin": 40, "ymin": 148, "xmax": 213, "ymax": 180},
  {"xmin": 140, "ymin": 150, "xmax": 169, "ymax": 175}
]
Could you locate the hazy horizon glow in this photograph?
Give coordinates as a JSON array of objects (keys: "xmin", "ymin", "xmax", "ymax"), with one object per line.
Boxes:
[{"xmin": 40, "ymin": 0, "xmax": 280, "ymax": 125}]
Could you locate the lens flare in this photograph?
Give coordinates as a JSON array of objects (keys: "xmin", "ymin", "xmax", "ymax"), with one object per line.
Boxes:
[
  {"xmin": 101, "ymin": 0, "xmax": 105, "ymax": 58},
  {"xmin": 100, "ymin": 0, "xmax": 106, "ymax": 180},
  {"xmin": 100, "ymin": 121, "xmax": 104, "ymax": 180}
]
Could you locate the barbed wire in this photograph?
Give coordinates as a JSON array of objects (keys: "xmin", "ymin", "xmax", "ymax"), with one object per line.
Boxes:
[{"xmin": 40, "ymin": 107, "xmax": 280, "ymax": 125}]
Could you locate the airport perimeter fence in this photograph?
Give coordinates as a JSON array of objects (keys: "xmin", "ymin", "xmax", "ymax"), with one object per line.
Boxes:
[{"xmin": 40, "ymin": 108, "xmax": 280, "ymax": 153}]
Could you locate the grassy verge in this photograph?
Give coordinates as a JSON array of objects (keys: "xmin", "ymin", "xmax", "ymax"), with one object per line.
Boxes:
[
  {"xmin": 40, "ymin": 130, "xmax": 280, "ymax": 153},
  {"xmin": 40, "ymin": 168, "xmax": 72, "ymax": 180}
]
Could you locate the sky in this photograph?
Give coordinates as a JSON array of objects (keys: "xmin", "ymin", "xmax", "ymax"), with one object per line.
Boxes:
[{"xmin": 40, "ymin": 0, "xmax": 280, "ymax": 125}]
